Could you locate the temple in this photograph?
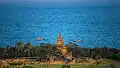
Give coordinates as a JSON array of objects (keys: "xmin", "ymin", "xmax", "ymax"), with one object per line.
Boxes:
[{"xmin": 56, "ymin": 33, "xmax": 72, "ymax": 59}]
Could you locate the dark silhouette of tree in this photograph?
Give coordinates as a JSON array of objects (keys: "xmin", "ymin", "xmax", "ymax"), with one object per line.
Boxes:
[
  {"xmin": 0, "ymin": 47, "xmax": 5, "ymax": 58},
  {"xmin": 66, "ymin": 42, "xmax": 87, "ymax": 58},
  {"xmin": 16, "ymin": 41, "xmax": 23, "ymax": 48},
  {"xmin": 16, "ymin": 41, "xmax": 23, "ymax": 52},
  {"xmin": 1, "ymin": 41, "xmax": 120, "ymax": 62},
  {"xmin": 24, "ymin": 42, "xmax": 33, "ymax": 57}
]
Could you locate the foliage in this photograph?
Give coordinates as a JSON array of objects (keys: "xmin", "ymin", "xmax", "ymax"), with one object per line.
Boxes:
[
  {"xmin": 0, "ymin": 47, "xmax": 5, "ymax": 58},
  {"xmin": 110, "ymin": 64, "xmax": 117, "ymax": 68},
  {"xmin": 23, "ymin": 66, "xmax": 34, "ymax": 68},
  {"xmin": 61, "ymin": 65, "xmax": 71, "ymax": 68},
  {"xmin": 8, "ymin": 62, "xmax": 23, "ymax": 65},
  {"xmin": 0, "ymin": 41, "xmax": 120, "ymax": 60},
  {"xmin": 107, "ymin": 54, "xmax": 120, "ymax": 61},
  {"xmin": 22, "ymin": 64, "xmax": 112, "ymax": 68},
  {"xmin": 16, "ymin": 41, "xmax": 23, "ymax": 48},
  {"xmin": 67, "ymin": 42, "xmax": 87, "ymax": 58}
]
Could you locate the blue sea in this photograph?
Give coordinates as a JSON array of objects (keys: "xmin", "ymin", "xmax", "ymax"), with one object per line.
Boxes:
[{"xmin": 0, "ymin": 6, "xmax": 120, "ymax": 48}]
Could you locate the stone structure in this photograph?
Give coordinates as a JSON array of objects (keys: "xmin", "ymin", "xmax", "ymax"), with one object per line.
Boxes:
[{"xmin": 56, "ymin": 33, "xmax": 72, "ymax": 59}]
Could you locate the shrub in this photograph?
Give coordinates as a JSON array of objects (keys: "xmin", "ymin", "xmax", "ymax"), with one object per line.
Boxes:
[
  {"xmin": 108, "ymin": 54, "xmax": 120, "ymax": 61},
  {"xmin": 61, "ymin": 64, "xmax": 71, "ymax": 68},
  {"xmin": 110, "ymin": 64, "xmax": 117, "ymax": 68},
  {"xmin": 23, "ymin": 66, "xmax": 34, "ymax": 68},
  {"xmin": 8, "ymin": 62, "xmax": 23, "ymax": 65}
]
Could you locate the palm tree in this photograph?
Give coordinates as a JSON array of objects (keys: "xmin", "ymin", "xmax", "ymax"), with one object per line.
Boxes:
[
  {"xmin": 25, "ymin": 42, "xmax": 32, "ymax": 49},
  {"xmin": 24, "ymin": 42, "xmax": 33, "ymax": 57},
  {"xmin": 66, "ymin": 42, "xmax": 80, "ymax": 48},
  {"xmin": 24, "ymin": 48, "xmax": 32, "ymax": 57},
  {"xmin": 16, "ymin": 41, "xmax": 23, "ymax": 52}
]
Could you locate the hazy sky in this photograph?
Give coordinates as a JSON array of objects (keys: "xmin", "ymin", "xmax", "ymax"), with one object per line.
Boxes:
[
  {"xmin": 1, "ymin": 0, "xmax": 120, "ymax": 4},
  {"xmin": 0, "ymin": 0, "xmax": 120, "ymax": 7}
]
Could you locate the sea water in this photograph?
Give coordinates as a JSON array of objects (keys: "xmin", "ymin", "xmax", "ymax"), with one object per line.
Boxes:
[{"xmin": 0, "ymin": 6, "xmax": 120, "ymax": 48}]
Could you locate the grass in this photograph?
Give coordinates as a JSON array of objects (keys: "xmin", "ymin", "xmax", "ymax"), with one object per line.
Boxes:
[{"xmin": 23, "ymin": 64, "xmax": 110, "ymax": 68}]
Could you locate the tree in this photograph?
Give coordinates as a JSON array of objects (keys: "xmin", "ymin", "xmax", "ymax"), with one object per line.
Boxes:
[
  {"xmin": 16, "ymin": 41, "xmax": 23, "ymax": 52},
  {"xmin": 108, "ymin": 54, "xmax": 120, "ymax": 61},
  {"xmin": 16, "ymin": 41, "xmax": 23, "ymax": 48},
  {"xmin": 66, "ymin": 42, "xmax": 87, "ymax": 58},
  {"xmin": 24, "ymin": 42, "xmax": 33, "ymax": 57},
  {"xmin": 0, "ymin": 47, "xmax": 5, "ymax": 58},
  {"xmin": 24, "ymin": 42, "xmax": 32, "ymax": 49},
  {"xmin": 66, "ymin": 42, "xmax": 80, "ymax": 48}
]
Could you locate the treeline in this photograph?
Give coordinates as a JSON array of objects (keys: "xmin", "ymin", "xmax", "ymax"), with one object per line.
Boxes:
[{"xmin": 0, "ymin": 41, "xmax": 120, "ymax": 61}]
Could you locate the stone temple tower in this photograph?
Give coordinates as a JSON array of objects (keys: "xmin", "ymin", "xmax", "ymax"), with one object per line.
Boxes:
[{"xmin": 56, "ymin": 33, "xmax": 68, "ymax": 56}]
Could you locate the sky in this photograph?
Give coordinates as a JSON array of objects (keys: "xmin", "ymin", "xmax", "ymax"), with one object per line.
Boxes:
[
  {"xmin": 0, "ymin": 0, "xmax": 120, "ymax": 8},
  {"xmin": 0, "ymin": 0, "xmax": 120, "ymax": 5}
]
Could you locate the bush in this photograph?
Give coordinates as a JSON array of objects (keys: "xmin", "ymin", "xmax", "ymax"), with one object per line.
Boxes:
[
  {"xmin": 8, "ymin": 62, "xmax": 23, "ymax": 65},
  {"xmin": 61, "ymin": 64, "xmax": 71, "ymax": 68},
  {"xmin": 0, "ymin": 65, "xmax": 10, "ymax": 68},
  {"xmin": 108, "ymin": 54, "xmax": 120, "ymax": 61},
  {"xmin": 6, "ymin": 65, "xmax": 10, "ymax": 68},
  {"xmin": 23, "ymin": 66, "xmax": 34, "ymax": 68},
  {"xmin": 110, "ymin": 64, "xmax": 117, "ymax": 68}
]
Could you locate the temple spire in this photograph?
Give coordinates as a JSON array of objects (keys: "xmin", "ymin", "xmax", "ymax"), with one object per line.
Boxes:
[
  {"xmin": 56, "ymin": 33, "xmax": 73, "ymax": 60},
  {"xmin": 56, "ymin": 33, "xmax": 68, "ymax": 56},
  {"xmin": 56, "ymin": 33, "xmax": 64, "ymax": 46}
]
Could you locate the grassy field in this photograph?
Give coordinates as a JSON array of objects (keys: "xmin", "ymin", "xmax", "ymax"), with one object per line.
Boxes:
[
  {"xmin": 23, "ymin": 64, "xmax": 110, "ymax": 68},
  {"xmin": 1, "ymin": 63, "xmax": 119, "ymax": 68}
]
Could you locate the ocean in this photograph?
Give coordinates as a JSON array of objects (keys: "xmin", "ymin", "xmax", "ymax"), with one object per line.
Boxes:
[{"xmin": 0, "ymin": 6, "xmax": 120, "ymax": 48}]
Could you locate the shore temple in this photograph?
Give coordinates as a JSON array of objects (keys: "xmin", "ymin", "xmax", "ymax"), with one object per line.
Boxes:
[{"xmin": 56, "ymin": 33, "xmax": 72, "ymax": 59}]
